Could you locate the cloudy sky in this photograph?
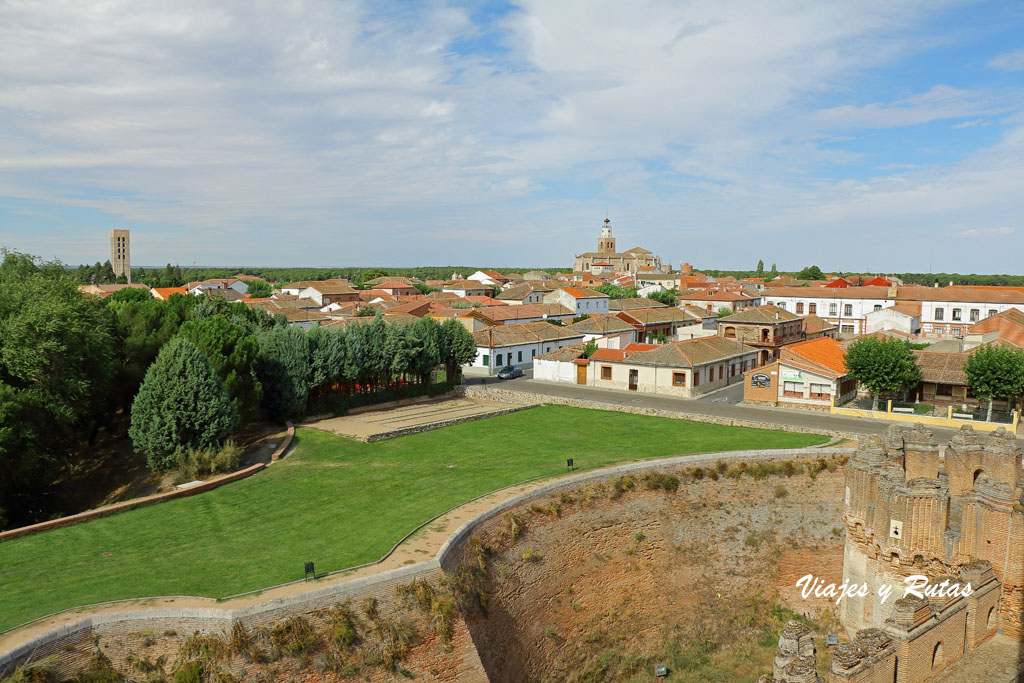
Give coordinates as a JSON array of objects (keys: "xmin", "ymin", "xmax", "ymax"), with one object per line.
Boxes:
[{"xmin": 1, "ymin": 0, "xmax": 1022, "ymax": 272}]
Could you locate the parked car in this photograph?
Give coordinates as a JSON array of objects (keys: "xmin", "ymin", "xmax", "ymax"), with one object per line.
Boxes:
[{"xmin": 497, "ymin": 365, "xmax": 524, "ymax": 379}]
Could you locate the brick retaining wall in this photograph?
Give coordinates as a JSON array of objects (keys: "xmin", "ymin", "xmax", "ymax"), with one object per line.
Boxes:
[{"xmin": 0, "ymin": 422, "xmax": 295, "ymax": 542}]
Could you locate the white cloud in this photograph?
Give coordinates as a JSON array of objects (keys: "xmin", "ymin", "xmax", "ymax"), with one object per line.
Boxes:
[
  {"xmin": 0, "ymin": 0, "xmax": 1021, "ymax": 272},
  {"xmin": 954, "ymin": 226, "xmax": 1015, "ymax": 238},
  {"xmin": 988, "ymin": 49, "xmax": 1024, "ymax": 72}
]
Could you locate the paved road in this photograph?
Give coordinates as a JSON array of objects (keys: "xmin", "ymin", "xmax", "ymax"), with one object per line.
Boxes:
[{"xmin": 480, "ymin": 375, "xmax": 1021, "ymax": 443}]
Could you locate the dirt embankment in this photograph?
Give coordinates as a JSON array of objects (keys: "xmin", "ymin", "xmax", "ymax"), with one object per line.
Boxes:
[{"xmin": 455, "ymin": 460, "xmax": 848, "ymax": 682}]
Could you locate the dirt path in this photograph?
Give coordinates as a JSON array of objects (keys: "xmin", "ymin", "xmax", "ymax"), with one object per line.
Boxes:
[{"xmin": 302, "ymin": 397, "xmax": 520, "ymax": 440}]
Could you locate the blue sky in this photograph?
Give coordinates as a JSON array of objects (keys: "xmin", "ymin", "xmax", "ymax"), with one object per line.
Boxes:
[{"xmin": 0, "ymin": 0, "xmax": 1022, "ymax": 272}]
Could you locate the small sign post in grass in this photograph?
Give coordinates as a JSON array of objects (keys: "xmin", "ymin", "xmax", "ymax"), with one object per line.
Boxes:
[{"xmin": 304, "ymin": 561, "xmax": 315, "ymax": 581}]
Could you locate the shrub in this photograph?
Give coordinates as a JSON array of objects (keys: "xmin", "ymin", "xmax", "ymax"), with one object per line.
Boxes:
[
  {"xmin": 644, "ymin": 472, "xmax": 680, "ymax": 492},
  {"xmin": 691, "ymin": 467, "xmax": 704, "ymax": 480},
  {"xmin": 173, "ymin": 442, "xmax": 242, "ymax": 483},
  {"xmin": 774, "ymin": 485, "xmax": 789, "ymax": 499},
  {"xmin": 129, "ymin": 337, "xmax": 239, "ymax": 472},
  {"xmin": 269, "ymin": 616, "xmax": 318, "ymax": 658},
  {"xmin": 172, "ymin": 662, "xmax": 203, "ymax": 683},
  {"xmin": 521, "ymin": 549, "xmax": 542, "ymax": 562},
  {"xmin": 610, "ymin": 476, "xmax": 635, "ymax": 499},
  {"xmin": 328, "ymin": 603, "xmax": 361, "ymax": 651},
  {"xmin": 708, "ymin": 469, "xmax": 719, "ymax": 481}
]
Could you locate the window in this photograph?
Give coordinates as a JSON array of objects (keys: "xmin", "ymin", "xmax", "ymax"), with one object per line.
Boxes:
[
  {"xmin": 952, "ymin": 327, "xmax": 962, "ymax": 336},
  {"xmin": 841, "ymin": 324, "xmax": 854, "ymax": 334},
  {"xmin": 483, "ymin": 355, "xmax": 489, "ymax": 367},
  {"xmin": 694, "ymin": 370, "xmax": 700, "ymax": 386},
  {"xmin": 719, "ymin": 364, "xmax": 724, "ymax": 379},
  {"xmin": 988, "ymin": 309, "xmax": 997, "ymax": 317},
  {"xmin": 934, "ymin": 325, "xmax": 945, "ymax": 334},
  {"xmin": 531, "ymin": 349, "xmax": 536, "ymax": 357},
  {"xmin": 796, "ymin": 302, "xmax": 804, "ymax": 314},
  {"xmin": 601, "ymin": 365, "xmax": 612, "ymax": 380},
  {"xmin": 873, "ymin": 304, "xmax": 882, "ymax": 311},
  {"xmin": 810, "ymin": 383, "xmax": 830, "ymax": 399},
  {"xmin": 935, "ymin": 307, "xmax": 944, "ymax": 320},
  {"xmin": 808, "ymin": 303, "xmax": 817, "ymax": 314},
  {"xmin": 829, "ymin": 303, "xmax": 838, "ymax": 315},
  {"xmin": 783, "ymin": 381, "xmax": 802, "ymax": 397},
  {"xmin": 777, "ymin": 302, "xmax": 786, "ymax": 310},
  {"xmin": 496, "ymin": 353, "xmax": 503, "ymax": 366},
  {"xmin": 844, "ymin": 304, "xmax": 853, "ymax": 316},
  {"xmin": 970, "ymin": 309, "xmax": 979, "ymax": 322},
  {"xmin": 518, "ymin": 351, "xmax": 523, "ymax": 362},
  {"xmin": 937, "ymin": 383, "xmax": 953, "ymax": 397},
  {"xmin": 672, "ymin": 372, "xmax": 685, "ymax": 386},
  {"xmin": 952, "ymin": 308, "xmax": 961, "ymax": 321}
]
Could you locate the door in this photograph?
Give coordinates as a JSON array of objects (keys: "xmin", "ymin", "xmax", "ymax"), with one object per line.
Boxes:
[
  {"xmin": 629, "ymin": 369, "xmax": 639, "ymax": 391},
  {"xmin": 576, "ymin": 364, "xmax": 587, "ymax": 385}
]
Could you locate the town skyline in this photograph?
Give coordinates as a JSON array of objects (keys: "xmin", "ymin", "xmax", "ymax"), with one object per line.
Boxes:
[{"xmin": 1, "ymin": 1, "xmax": 1023, "ymax": 271}]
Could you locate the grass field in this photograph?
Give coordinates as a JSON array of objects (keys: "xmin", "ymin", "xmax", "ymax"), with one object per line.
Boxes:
[{"xmin": 0, "ymin": 405, "xmax": 826, "ymax": 632}]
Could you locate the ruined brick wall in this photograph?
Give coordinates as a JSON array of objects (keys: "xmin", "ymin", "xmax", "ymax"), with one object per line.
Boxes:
[{"xmin": 841, "ymin": 424, "xmax": 1023, "ymax": 640}]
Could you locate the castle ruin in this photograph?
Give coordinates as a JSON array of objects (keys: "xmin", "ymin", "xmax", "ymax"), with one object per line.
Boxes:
[{"xmin": 763, "ymin": 423, "xmax": 1022, "ymax": 682}]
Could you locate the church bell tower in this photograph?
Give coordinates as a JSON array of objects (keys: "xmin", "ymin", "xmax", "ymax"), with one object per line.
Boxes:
[{"xmin": 598, "ymin": 217, "xmax": 616, "ymax": 254}]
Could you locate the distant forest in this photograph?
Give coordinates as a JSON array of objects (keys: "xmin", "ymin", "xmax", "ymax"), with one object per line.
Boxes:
[{"xmin": 70, "ymin": 261, "xmax": 1024, "ymax": 289}]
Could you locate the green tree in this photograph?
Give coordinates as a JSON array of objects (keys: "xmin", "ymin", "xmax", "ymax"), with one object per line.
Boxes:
[
  {"xmin": 646, "ymin": 289, "xmax": 676, "ymax": 306},
  {"xmin": 770, "ymin": 263, "xmax": 778, "ymax": 277},
  {"xmin": 583, "ymin": 339, "xmax": 598, "ymax": 358},
  {"xmin": 797, "ymin": 265, "xmax": 824, "ymax": 280},
  {"xmin": 844, "ymin": 338, "xmax": 922, "ymax": 410},
  {"xmin": 128, "ymin": 337, "xmax": 239, "ymax": 472},
  {"xmin": 409, "ymin": 317, "xmax": 442, "ymax": 384},
  {"xmin": 178, "ymin": 316, "xmax": 263, "ymax": 417},
  {"xmin": 246, "ymin": 279, "xmax": 272, "ymax": 298},
  {"xmin": 255, "ymin": 325, "xmax": 311, "ymax": 419},
  {"xmin": 440, "ymin": 318, "xmax": 477, "ymax": 383},
  {"xmin": 108, "ymin": 286, "xmax": 152, "ymax": 303},
  {"xmin": 964, "ymin": 344, "xmax": 1024, "ymax": 421},
  {"xmin": 307, "ymin": 325, "xmax": 347, "ymax": 400},
  {"xmin": 756, "ymin": 260, "xmax": 764, "ymax": 277},
  {"xmin": 108, "ymin": 296, "xmax": 193, "ymax": 410}
]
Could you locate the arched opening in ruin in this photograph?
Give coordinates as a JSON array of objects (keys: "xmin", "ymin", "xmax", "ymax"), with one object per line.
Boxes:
[
  {"xmin": 973, "ymin": 468, "xmax": 989, "ymax": 487},
  {"xmin": 932, "ymin": 641, "xmax": 943, "ymax": 670},
  {"xmin": 913, "ymin": 554, "xmax": 926, "ymax": 569},
  {"xmin": 987, "ymin": 606, "xmax": 996, "ymax": 630}
]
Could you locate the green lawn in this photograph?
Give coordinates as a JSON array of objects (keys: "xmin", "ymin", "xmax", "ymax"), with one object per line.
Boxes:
[{"xmin": 0, "ymin": 405, "xmax": 825, "ymax": 632}]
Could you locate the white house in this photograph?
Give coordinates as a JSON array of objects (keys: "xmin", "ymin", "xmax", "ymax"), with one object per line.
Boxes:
[
  {"xmin": 467, "ymin": 270, "xmax": 508, "ymax": 287},
  {"xmin": 568, "ymin": 314, "xmax": 637, "ymax": 349},
  {"xmin": 279, "ymin": 279, "xmax": 348, "ymax": 297},
  {"xmin": 542, "ymin": 287, "xmax": 610, "ymax": 315},
  {"xmin": 864, "ymin": 302, "xmax": 921, "ymax": 336},
  {"xmin": 187, "ymin": 278, "xmax": 249, "ymax": 296},
  {"xmin": 470, "ymin": 321, "xmax": 585, "ymax": 374},
  {"xmin": 442, "ymin": 281, "xmax": 492, "ymax": 298}
]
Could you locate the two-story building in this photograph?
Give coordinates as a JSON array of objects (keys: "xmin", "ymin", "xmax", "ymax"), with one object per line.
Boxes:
[
  {"xmin": 543, "ymin": 287, "xmax": 610, "ymax": 315},
  {"xmin": 743, "ymin": 337, "xmax": 857, "ymax": 410},
  {"xmin": 716, "ymin": 305, "xmax": 805, "ymax": 363},
  {"xmin": 616, "ymin": 307, "xmax": 702, "ymax": 343}
]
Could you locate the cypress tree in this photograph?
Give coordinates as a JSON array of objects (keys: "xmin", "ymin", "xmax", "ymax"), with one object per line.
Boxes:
[{"xmin": 129, "ymin": 337, "xmax": 239, "ymax": 471}]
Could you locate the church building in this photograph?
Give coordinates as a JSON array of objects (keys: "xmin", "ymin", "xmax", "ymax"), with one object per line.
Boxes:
[{"xmin": 572, "ymin": 218, "xmax": 663, "ymax": 274}]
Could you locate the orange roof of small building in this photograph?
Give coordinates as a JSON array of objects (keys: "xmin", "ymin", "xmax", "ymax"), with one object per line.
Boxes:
[
  {"xmin": 590, "ymin": 348, "xmax": 626, "ymax": 361},
  {"xmin": 559, "ymin": 287, "xmax": 605, "ymax": 298},
  {"xmin": 151, "ymin": 286, "xmax": 188, "ymax": 299},
  {"xmin": 781, "ymin": 337, "xmax": 848, "ymax": 377}
]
